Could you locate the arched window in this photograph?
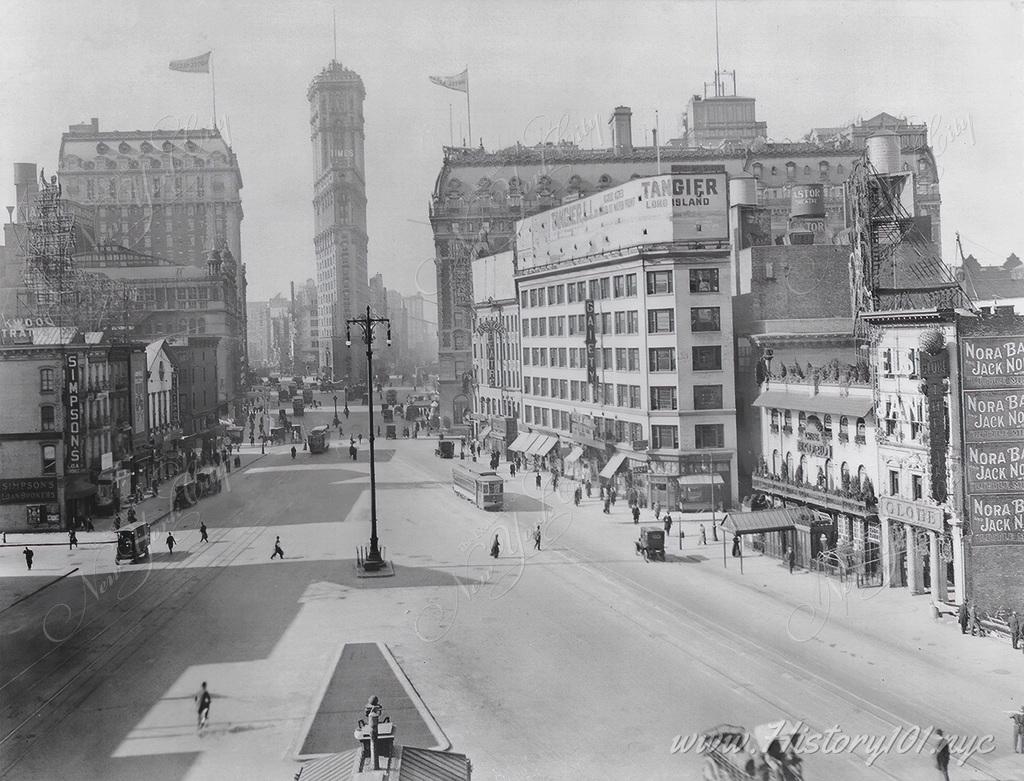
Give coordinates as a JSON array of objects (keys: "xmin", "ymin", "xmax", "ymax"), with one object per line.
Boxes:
[
  {"xmin": 771, "ymin": 409, "xmax": 780, "ymax": 426},
  {"xmin": 798, "ymin": 454, "xmax": 808, "ymax": 483},
  {"xmin": 803, "ymin": 165, "xmax": 811, "ymax": 176},
  {"xmin": 836, "ymin": 163, "xmax": 845, "ymax": 175},
  {"xmin": 752, "ymin": 162, "xmax": 763, "ymax": 179},
  {"xmin": 856, "ymin": 418, "xmax": 866, "ymax": 437},
  {"xmin": 824, "ymin": 458, "xmax": 833, "ymax": 489},
  {"xmin": 772, "ymin": 449, "xmax": 780, "ymax": 475},
  {"xmin": 783, "ymin": 409, "xmax": 792, "ymax": 425},
  {"xmin": 798, "ymin": 411, "xmax": 807, "ymax": 432},
  {"xmin": 840, "ymin": 461, "xmax": 850, "ymax": 489},
  {"xmin": 819, "ymin": 161, "xmax": 830, "ymax": 179},
  {"xmin": 39, "ymin": 368, "xmax": 55, "ymax": 393},
  {"xmin": 839, "ymin": 416, "xmax": 849, "ymax": 440},
  {"xmin": 824, "ymin": 415, "xmax": 833, "ymax": 437},
  {"xmin": 40, "ymin": 405, "xmax": 55, "ymax": 431},
  {"xmin": 785, "ymin": 452, "xmax": 794, "ymax": 477},
  {"xmin": 857, "ymin": 465, "xmax": 867, "ymax": 490},
  {"xmin": 786, "ymin": 162, "xmax": 796, "ymax": 180},
  {"xmin": 770, "ymin": 166, "xmax": 778, "ymax": 177}
]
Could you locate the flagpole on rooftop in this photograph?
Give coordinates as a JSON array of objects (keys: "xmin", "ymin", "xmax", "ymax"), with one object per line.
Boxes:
[{"xmin": 465, "ymin": 66, "xmax": 472, "ymax": 148}]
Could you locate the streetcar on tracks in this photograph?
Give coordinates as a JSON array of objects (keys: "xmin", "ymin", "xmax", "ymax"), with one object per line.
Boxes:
[
  {"xmin": 307, "ymin": 424, "xmax": 331, "ymax": 453},
  {"xmin": 452, "ymin": 462, "xmax": 504, "ymax": 510}
]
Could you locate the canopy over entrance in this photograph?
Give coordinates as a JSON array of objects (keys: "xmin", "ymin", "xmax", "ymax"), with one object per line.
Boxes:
[{"xmin": 723, "ymin": 507, "xmax": 815, "ymax": 535}]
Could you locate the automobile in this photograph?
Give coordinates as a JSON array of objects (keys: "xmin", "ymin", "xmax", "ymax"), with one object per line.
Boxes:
[
  {"xmin": 634, "ymin": 526, "xmax": 666, "ymax": 561},
  {"xmin": 435, "ymin": 440, "xmax": 455, "ymax": 459}
]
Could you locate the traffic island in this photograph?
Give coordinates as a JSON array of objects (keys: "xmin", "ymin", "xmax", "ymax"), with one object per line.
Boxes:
[{"xmin": 355, "ymin": 546, "xmax": 395, "ymax": 578}]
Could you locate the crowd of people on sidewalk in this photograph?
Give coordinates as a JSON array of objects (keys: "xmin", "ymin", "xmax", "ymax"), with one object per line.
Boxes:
[{"xmin": 958, "ymin": 598, "xmax": 1024, "ymax": 657}]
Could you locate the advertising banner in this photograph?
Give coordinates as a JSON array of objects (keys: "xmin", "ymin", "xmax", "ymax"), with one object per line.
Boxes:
[
  {"xmin": 960, "ymin": 334, "xmax": 1024, "ymax": 390},
  {"xmin": 584, "ymin": 299, "xmax": 597, "ymax": 386},
  {"xmin": 65, "ymin": 353, "xmax": 83, "ymax": 473},
  {"xmin": 0, "ymin": 478, "xmax": 58, "ymax": 505},
  {"xmin": 962, "ymin": 389, "xmax": 1024, "ymax": 443},
  {"xmin": 968, "ymin": 494, "xmax": 1024, "ymax": 546}
]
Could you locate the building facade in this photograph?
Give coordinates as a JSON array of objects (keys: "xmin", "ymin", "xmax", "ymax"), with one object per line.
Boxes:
[
  {"xmin": 470, "ymin": 250, "xmax": 521, "ymax": 458},
  {"xmin": 430, "ymin": 103, "xmax": 941, "ymax": 428},
  {"xmin": 510, "ymin": 173, "xmax": 738, "ymax": 508},
  {"xmin": 309, "ymin": 61, "xmax": 369, "ymax": 384}
]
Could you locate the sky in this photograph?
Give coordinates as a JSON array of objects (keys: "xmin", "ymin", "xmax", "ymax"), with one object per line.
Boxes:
[{"xmin": 1, "ymin": 0, "xmax": 1021, "ymax": 302}]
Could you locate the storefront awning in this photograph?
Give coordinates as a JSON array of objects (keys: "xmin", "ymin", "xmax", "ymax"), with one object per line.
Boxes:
[
  {"xmin": 752, "ymin": 390, "xmax": 874, "ymax": 419},
  {"xmin": 64, "ymin": 474, "xmax": 97, "ymax": 499},
  {"xmin": 678, "ymin": 473, "xmax": 725, "ymax": 486},
  {"xmin": 599, "ymin": 451, "xmax": 629, "ymax": 480},
  {"xmin": 509, "ymin": 432, "xmax": 539, "ymax": 452},
  {"xmin": 479, "ymin": 426, "xmax": 493, "ymax": 441},
  {"xmin": 564, "ymin": 446, "xmax": 584, "ymax": 465},
  {"xmin": 527, "ymin": 435, "xmax": 558, "ymax": 456},
  {"xmin": 724, "ymin": 507, "xmax": 815, "ymax": 535}
]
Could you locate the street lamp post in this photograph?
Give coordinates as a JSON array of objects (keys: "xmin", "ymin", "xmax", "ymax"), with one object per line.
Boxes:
[
  {"xmin": 333, "ymin": 394, "xmax": 340, "ymax": 427},
  {"xmin": 347, "ymin": 306, "xmax": 391, "ymax": 571}
]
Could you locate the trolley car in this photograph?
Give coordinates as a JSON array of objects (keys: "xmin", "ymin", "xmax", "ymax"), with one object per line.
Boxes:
[
  {"xmin": 308, "ymin": 424, "xmax": 331, "ymax": 453},
  {"xmin": 452, "ymin": 463, "xmax": 504, "ymax": 510}
]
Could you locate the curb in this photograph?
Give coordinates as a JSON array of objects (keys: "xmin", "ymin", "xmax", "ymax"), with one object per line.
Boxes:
[{"xmin": 380, "ymin": 642, "xmax": 450, "ymax": 752}]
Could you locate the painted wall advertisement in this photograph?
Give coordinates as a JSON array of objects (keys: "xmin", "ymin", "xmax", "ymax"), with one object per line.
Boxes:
[{"xmin": 960, "ymin": 314, "xmax": 1024, "ymax": 547}]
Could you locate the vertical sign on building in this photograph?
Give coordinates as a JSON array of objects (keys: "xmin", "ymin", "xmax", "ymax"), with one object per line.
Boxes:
[
  {"xmin": 65, "ymin": 353, "xmax": 83, "ymax": 472},
  {"xmin": 959, "ymin": 314, "xmax": 1024, "ymax": 612},
  {"xmin": 486, "ymin": 332, "xmax": 496, "ymax": 387},
  {"xmin": 584, "ymin": 299, "xmax": 597, "ymax": 386},
  {"xmin": 919, "ymin": 347, "xmax": 949, "ymax": 502}
]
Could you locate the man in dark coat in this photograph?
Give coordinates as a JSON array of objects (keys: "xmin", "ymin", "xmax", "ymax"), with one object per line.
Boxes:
[
  {"xmin": 490, "ymin": 534, "xmax": 500, "ymax": 558},
  {"xmin": 632, "ymin": 505, "xmax": 640, "ymax": 524},
  {"xmin": 535, "ymin": 473, "xmax": 542, "ymax": 490},
  {"xmin": 934, "ymin": 729, "xmax": 950, "ymax": 781},
  {"xmin": 1010, "ymin": 610, "xmax": 1021, "ymax": 650},
  {"xmin": 732, "ymin": 534, "xmax": 742, "ymax": 558},
  {"xmin": 958, "ymin": 600, "xmax": 969, "ymax": 634},
  {"xmin": 23, "ymin": 547, "xmax": 33, "ymax": 570},
  {"xmin": 663, "ymin": 514, "xmax": 673, "ymax": 537}
]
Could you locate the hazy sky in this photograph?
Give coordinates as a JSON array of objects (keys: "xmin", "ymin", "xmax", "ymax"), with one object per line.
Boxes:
[{"xmin": 1, "ymin": 0, "xmax": 1021, "ymax": 302}]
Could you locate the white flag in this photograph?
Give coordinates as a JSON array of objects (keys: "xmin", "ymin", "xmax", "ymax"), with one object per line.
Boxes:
[
  {"xmin": 429, "ymin": 68, "xmax": 468, "ymax": 93},
  {"xmin": 169, "ymin": 52, "xmax": 211, "ymax": 73}
]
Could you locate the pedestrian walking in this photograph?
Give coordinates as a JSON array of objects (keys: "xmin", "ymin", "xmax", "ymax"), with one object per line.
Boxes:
[
  {"xmin": 196, "ymin": 681, "xmax": 211, "ymax": 733},
  {"xmin": 85, "ymin": 515, "xmax": 94, "ymax": 531},
  {"xmin": 23, "ymin": 547, "xmax": 33, "ymax": 570},
  {"xmin": 271, "ymin": 536, "xmax": 285, "ymax": 559},
  {"xmin": 510, "ymin": 462, "xmax": 517, "ymax": 478},
  {"xmin": 574, "ymin": 487, "xmax": 582, "ymax": 507},
  {"xmin": 968, "ymin": 602, "xmax": 982, "ymax": 636},
  {"xmin": 958, "ymin": 600, "xmax": 969, "ymax": 635},
  {"xmin": 200, "ymin": 522, "xmax": 209, "ymax": 543},
  {"xmin": 934, "ymin": 728, "xmax": 950, "ymax": 781},
  {"xmin": 535, "ymin": 473, "xmax": 542, "ymax": 490},
  {"xmin": 358, "ymin": 433, "xmax": 363, "ymax": 444},
  {"xmin": 632, "ymin": 505, "xmax": 640, "ymax": 524},
  {"xmin": 603, "ymin": 497, "xmax": 611, "ymax": 514},
  {"xmin": 166, "ymin": 532, "xmax": 176, "ymax": 555},
  {"xmin": 712, "ymin": 521, "xmax": 719, "ymax": 542},
  {"xmin": 250, "ymin": 435, "xmax": 255, "ymax": 447},
  {"xmin": 699, "ymin": 523, "xmax": 707, "ymax": 546},
  {"xmin": 1011, "ymin": 705, "xmax": 1024, "ymax": 753},
  {"xmin": 551, "ymin": 473, "xmax": 559, "ymax": 491},
  {"xmin": 610, "ymin": 488, "xmax": 617, "ymax": 507},
  {"xmin": 533, "ymin": 525, "xmax": 541, "ymax": 551},
  {"xmin": 290, "ymin": 446, "xmax": 297, "ymax": 459},
  {"xmin": 653, "ymin": 502, "xmax": 661, "ymax": 521},
  {"xmin": 663, "ymin": 514, "xmax": 673, "ymax": 537},
  {"xmin": 260, "ymin": 441, "xmax": 265, "ymax": 454},
  {"xmin": 69, "ymin": 530, "xmax": 78, "ymax": 550},
  {"xmin": 788, "ymin": 547, "xmax": 795, "ymax": 574},
  {"xmin": 490, "ymin": 534, "xmax": 500, "ymax": 559},
  {"xmin": 349, "ymin": 444, "xmax": 358, "ymax": 461},
  {"xmin": 1010, "ymin": 610, "xmax": 1021, "ymax": 650},
  {"xmin": 732, "ymin": 534, "xmax": 742, "ymax": 558},
  {"xmin": 584, "ymin": 480, "xmax": 592, "ymax": 499}
]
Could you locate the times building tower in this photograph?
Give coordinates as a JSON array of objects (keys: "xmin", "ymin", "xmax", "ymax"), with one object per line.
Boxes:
[{"xmin": 309, "ymin": 60, "xmax": 369, "ymax": 384}]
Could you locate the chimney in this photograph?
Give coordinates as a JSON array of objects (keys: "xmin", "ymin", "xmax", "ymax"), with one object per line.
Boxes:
[{"xmin": 609, "ymin": 106, "xmax": 633, "ymax": 155}]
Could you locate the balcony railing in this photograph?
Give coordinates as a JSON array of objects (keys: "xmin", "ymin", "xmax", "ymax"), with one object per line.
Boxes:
[{"xmin": 752, "ymin": 473, "xmax": 875, "ymax": 515}]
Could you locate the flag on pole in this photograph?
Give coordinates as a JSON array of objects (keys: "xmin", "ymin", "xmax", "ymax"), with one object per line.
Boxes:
[
  {"xmin": 169, "ymin": 51, "xmax": 211, "ymax": 73},
  {"xmin": 429, "ymin": 68, "xmax": 468, "ymax": 93}
]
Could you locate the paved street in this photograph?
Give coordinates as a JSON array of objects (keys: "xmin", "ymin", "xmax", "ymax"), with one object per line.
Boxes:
[{"xmin": 1, "ymin": 396, "xmax": 1023, "ymax": 780}]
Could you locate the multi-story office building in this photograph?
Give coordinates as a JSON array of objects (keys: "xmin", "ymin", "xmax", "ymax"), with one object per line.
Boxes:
[
  {"xmin": 247, "ymin": 301, "xmax": 272, "ymax": 369},
  {"xmin": 403, "ymin": 293, "xmax": 438, "ymax": 374},
  {"xmin": 509, "ymin": 172, "xmax": 737, "ymax": 507},
  {"xmin": 309, "ymin": 60, "xmax": 369, "ymax": 383},
  {"xmin": 293, "ymin": 279, "xmax": 319, "ymax": 376},
  {"xmin": 470, "ymin": 250, "xmax": 521, "ymax": 458},
  {"xmin": 430, "ymin": 97, "xmax": 941, "ymax": 427}
]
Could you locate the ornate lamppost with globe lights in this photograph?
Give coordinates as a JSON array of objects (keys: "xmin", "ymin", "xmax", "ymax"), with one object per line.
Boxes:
[{"xmin": 347, "ymin": 306, "xmax": 391, "ymax": 572}]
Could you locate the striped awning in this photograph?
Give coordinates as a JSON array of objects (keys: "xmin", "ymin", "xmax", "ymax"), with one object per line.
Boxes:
[
  {"xmin": 599, "ymin": 451, "xmax": 629, "ymax": 480},
  {"xmin": 508, "ymin": 432, "xmax": 536, "ymax": 452},
  {"xmin": 564, "ymin": 446, "xmax": 584, "ymax": 464},
  {"xmin": 527, "ymin": 435, "xmax": 558, "ymax": 456}
]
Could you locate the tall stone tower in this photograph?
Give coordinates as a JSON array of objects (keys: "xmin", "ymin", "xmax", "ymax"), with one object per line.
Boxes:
[{"xmin": 309, "ymin": 60, "xmax": 369, "ymax": 384}]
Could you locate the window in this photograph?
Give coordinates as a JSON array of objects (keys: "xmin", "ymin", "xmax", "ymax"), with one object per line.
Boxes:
[
  {"xmin": 40, "ymin": 368, "xmax": 55, "ymax": 393},
  {"xmin": 588, "ymin": 279, "xmax": 600, "ymax": 300},
  {"xmin": 693, "ymin": 385, "xmax": 723, "ymax": 410},
  {"xmin": 529, "ymin": 289, "xmax": 537, "ymax": 307},
  {"xmin": 692, "ymin": 346, "xmax": 722, "ymax": 371},
  {"xmin": 627, "ymin": 348, "xmax": 640, "ymax": 371},
  {"xmin": 650, "ymin": 387, "xmax": 677, "ymax": 410},
  {"xmin": 616, "ymin": 384, "xmax": 628, "ymax": 407},
  {"xmin": 695, "ymin": 424, "xmax": 725, "ymax": 449},
  {"xmin": 752, "ymin": 162, "xmax": 763, "ymax": 178},
  {"xmin": 889, "ymin": 470, "xmax": 900, "ymax": 497},
  {"xmin": 803, "ymin": 165, "xmax": 811, "ymax": 176},
  {"xmin": 566, "ymin": 284, "xmax": 576, "ymax": 303},
  {"xmin": 786, "ymin": 162, "xmax": 796, "ymax": 181},
  {"xmin": 625, "ymin": 274, "xmax": 637, "ymax": 296},
  {"xmin": 819, "ymin": 161, "xmax": 830, "ymax": 180},
  {"xmin": 882, "ymin": 349, "xmax": 893, "ymax": 377},
  {"xmin": 651, "ymin": 425, "xmax": 679, "ymax": 449},
  {"xmin": 912, "ymin": 474, "xmax": 923, "ymax": 501},
  {"xmin": 646, "ymin": 270, "xmax": 673, "ymax": 294},
  {"xmin": 613, "ymin": 276, "xmax": 625, "ymax": 297},
  {"xmin": 521, "ymin": 291, "xmax": 528, "ymax": 308},
  {"xmin": 40, "ymin": 405, "xmax": 55, "ymax": 431},
  {"xmin": 648, "ymin": 309, "xmax": 674, "ymax": 333},
  {"xmin": 690, "ymin": 307, "xmax": 721, "ymax": 332},
  {"xmin": 602, "ymin": 347, "xmax": 612, "ymax": 369},
  {"xmin": 599, "ymin": 277, "xmax": 610, "ymax": 299},
  {"xmin": 547, "ymin": 286, "xmax": 557, "ymax": 304},
  {"xmin": 649, "ymin": 348, "xmax": 676, "ymax": 372},
  {"xmin": 626, "ymin": 311, "xmax": 639, "ymax": 334},
  {"xmin": 615, "ymin": 348, "xmax": 627, "ymax": 370},
  {"xmin": 537, "ymin": 318, "xmax": 547, "ymax": 336},
  {"xmin": 522, "ymin": 319, "xmax": 531, "ymax": 337},
  {"xmin": 42, "ymin": 445, "xmax": 57, "ymax": 474},
  {"xmin": 689, "ymin": 269, "xmax": 719, "ymax": 293},
  {"xmin": 576, "ymin": 281, "xmax": 587, "ymax": 300},
  {"xmin": 629, "ymin": 386, "xmax": 641, "ymax": 408},
  {"xmin": 614, "ymin": 312, "xmax": 626, "ymax": 334}
]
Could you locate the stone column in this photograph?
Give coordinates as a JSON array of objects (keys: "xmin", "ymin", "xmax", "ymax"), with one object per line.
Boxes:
[
  {"xmin": 880, "ymin": 515, "xmax": 894, "ymax": 587},
  {"xmin": 906, "ymin": 524, "xmax": 923, "ymax": 594},
  {"xmin": 930, "ymin": 530, "xmax": 948, "ymax": 601},
  {"xmin": 950, "ymin": 519, "xmax": 966, "ymax": 604}
]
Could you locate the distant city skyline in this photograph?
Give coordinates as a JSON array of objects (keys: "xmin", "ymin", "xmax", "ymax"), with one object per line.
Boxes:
[{"xmin": 1, "ymin": 0, "xmax": 1019, "ymax": 301}]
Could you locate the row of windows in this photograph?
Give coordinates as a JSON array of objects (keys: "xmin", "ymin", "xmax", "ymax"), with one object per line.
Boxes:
[
  {"xmin": 523, "ymin": 375, "xmax": 723, "ymax": 411},
  {"xmin": 751, "ymin": 161, "xmax": 845, "ymax": 181},
  {"xmin": 521, "ymin": 269, "xmax": 721, "ymax": 309},
  {"xmin": 520, "ymin": 346, "xmax": 721, "ymax": 374},
  {"xmin": 523, "ymin": 307, "xmax": 721, "ymax": 337},
  {"xmin": 769, "ymin": 410, "xmax": 869, "ymax": 439},
  {"xmin": 516, "ymin": 410, "xmax": 725, "ymax": 452}
]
